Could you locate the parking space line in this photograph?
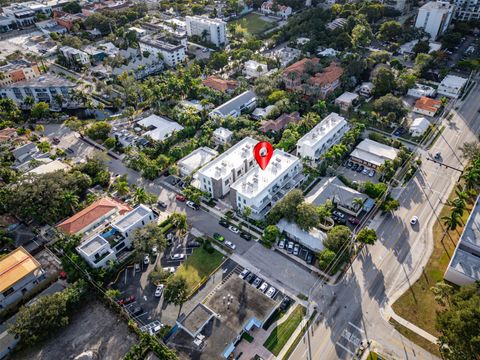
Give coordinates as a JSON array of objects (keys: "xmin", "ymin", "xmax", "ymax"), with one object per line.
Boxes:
[
  {"xmin": 335, "ymin": 341, "xmax": 355, "ymax": 355},
  {"xmin": 348, "ymin": 322, "xmax": 364, "ymax": 333}
]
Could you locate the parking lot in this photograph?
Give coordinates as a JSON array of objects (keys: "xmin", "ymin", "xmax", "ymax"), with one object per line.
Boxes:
[{"xmin": 337, "ymin": 159, "xmax": 380, "ymax": 184}]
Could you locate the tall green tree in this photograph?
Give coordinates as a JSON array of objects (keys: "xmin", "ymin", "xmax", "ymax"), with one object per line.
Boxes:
[
  {"xmin": 164, "ymin": 276, "xmax": 189, "ymax": 317},
  {"xmin": 356, "ymin": 228, "xmax": 377, "ymax": 245}
]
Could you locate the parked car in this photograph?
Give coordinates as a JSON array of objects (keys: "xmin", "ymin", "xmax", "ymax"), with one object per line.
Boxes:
[
  {"xmin": 240, "ymin": 232, "xmax": 252, "ymax": 241},
  {"xmin": 65, "ymin": 147, "xmax": 75, "ymax": 154},
  {"xmin": 336, "ymin": 217, "xmax": 347, "ymax": 225},
  {"xmin": 278, "ymin": 239, "xmax": 285, "ymax": 249},
  {"xmin": 225, "ymin": 240, "xmax": 236, "ymax": 250},
  {"xmin": 347, "ymin": 161, "xmax": 353, "ymax": 168},
  {"xmin": 239, "ymin": 269, "xmax": 250, "ymax": 279},
  {"xmin": 352, "ymin": 163, "xmax": 359, "ymax": 171},
  {"xmin": 362, "ymin": 168, "xmax": 369, "ymax": 175},
  {"xmin": 213, "ymin": 232, "xmax": 225, "ymax": 242},
  {"xmin": 293, "ymin": 244, "xmax": 300, "ymax": 256},
  {"xmin": 368, "ymin": 170, "xmax": 375, "ymax": 177},
  {"xmin": 132, "ymin": 307, "xmax": 144, "ymax": 316},
  {"xmin": 349, "ymin": 217, "xmax": 360, "ymax": 225},
  {"xmin": 155, "ymin": 285, "xmax": 164, "ymax": 298},
  {"xmin": 357, "ymin": 165, "xmax": 364, "ymax": 173},
  {"xmin": 228, "ymin": 225, "xmax": 239, "ymax": 234},
  {"xmin": 259, "ymin": 282, "xmax": 268, "ymax": 292},
  {"xmin": 52, "ymin": 137, "xmax": 60, "ymax": 145},
  {"xmin": 187, "ymin": 240, "xmax": 201, "ymax": 248},
  {"xmin": 410, "ymin": 216, "xmax": 418, "ymax": 225},
  {"xmin": 152, "ymin": 246, "xmax": 158, "ymax": 256},
  {"xmin": 245, "ymin": 273, "xmax": 255, "ymax": 283},
  {"xmin": 163, "ymin": 266, "xmax": 176, "ymax": 273},
  {"xmin": 143, "ymin": 254, "xmax": 150, "ymax": 265},
  {"xmin": 134, "ymin": 263, "xmax": 140, "ymax": 272},
  {"xmin": 332, "ymin": 210, "xmax": 345, "ymax": 218},
  {"xmin": 287, "ymin": 241, "xmax": 294, "ymax": 253},
  {"xmin": 280, "ymin": 297, "xmax": 291, "ymax": 311},
  {"xmin": 175, "ymin": 194, "xmax": 186, "ymax": 202},
  {"xmin": 118, "ymin": 295, "xmax": 135, "ymax": 306},
  {"xmin": 171, "ymin": 253, "xmax": 185, "ymax": 260},
  {"xmin": 266, "ymin": 286, "xmax": 276, "ymax": 298},
  {"xmin": 252, "ymin": 277, "xmax": 262, "ymax": 288},
  {"xmin": 157, "ymin": 201, "xmax": 167, "ymax": 209},
  {"xmin": 219, "ymin": 219, "xmax": 229, "ymax": 227},
  {"xmin": 186, "ymin": 201, "xmax": 199, "ymax": 210}
]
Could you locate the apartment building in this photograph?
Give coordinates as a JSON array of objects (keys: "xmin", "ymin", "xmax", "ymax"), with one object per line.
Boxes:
[
  {"xmin": 0, "ymin": 59, "xmax": 41, "ymax": 86},
  {"xmin": 212, "ymin": 127, "xmax": 233, "ymax": 145},
  {"xmin": 230, "ymin": 150, "xmax": 303, "ymax": 219},
  {"xmin": 185, "ymin": 16, "xmax": 227, "ymax": 47},
  {"xmin": 444, "ymin": 196, "xmax": 480, "ymax": 285},
  {"xmin": 139, "ymin": 35, "xmax": 186, "ymax": 67},
  {"xmin": 197, "ymin": 137, "xmax": 258, "ymax": 199},
  {"xmin": 76, "ymin": 204, "xmax": 155, "ymax": 268},
  {"xmin": 297, "ymin": 112, "xmax": 349, "ymax": 162},
  {"xmin": 437, "ymin": 74, "xmax": 468, "ymax": 99},
  {"xmin": 2, "ymin": 1, "xmax": 52, "ymax": 27},
  {"xmin": 59, "ymin": 46, "xmax": 90, "ymax": 66},
  {"xmin": 209, "ymin": 90, "xmax": 257, "ymax": 119},
  {"xmin": 415, "ymin": 1, "xmax": 454, "ymax": 40},
  {"xmin": 453, "ymin": 0, "xmax": 480, "ymax": 21},
  {"xmin": 0, "ymin": 247, "xmax": 46, "ymax": 309}
]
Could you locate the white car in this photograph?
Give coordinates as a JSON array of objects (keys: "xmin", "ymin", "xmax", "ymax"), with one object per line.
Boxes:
[
  {"xmin": 333, "ymin": 210, "xmax": 345, "ymax": 219},
  {"xmin": 266, "ymin": 286, "xmax": 276, "ymax": 298},
  {"xmin": 163, "ymin": 266, "xmax": 176, "ymax": 273},
  {"xmin": 259, "ymin": 282, "xmax": 268, "ymax": 292},
  {"xmin": 225, "ymin": 240, "xmax": 236, "ymax": 250},
  {"xmin": 278, "ymin": 240, "xmax": 285, "ymax": 249},
  {"xmin": 155, "ymin": 284, "xmax": 164, "ymax": 297},
  {"xmin": 186, "ymin": 200, "xmax": 199, "ymax": 210},
  {"xmin": 171, "ymin": 253, "xmax": 185, "ymax": 260},
  {"xmin": 239, "ymin": 269, "xmax": 250, "ymax": 279},
  {"xmin": 143, "ymin": 254, "xmax": 150, "ymax": 265},
  {"xmin": 152, "ymin": 246, "xmax": 158, "ymax": 256},
  {"xmin": 410, "ymin": 216, "xmax": 419, "ymax": 225},
  {"xmin": 362, "ymin": 168, "xmax": 369, "ymax": 175},
  {"xmin": 228, "ymin": 225, "xmax": 239, "ymax": 234}
]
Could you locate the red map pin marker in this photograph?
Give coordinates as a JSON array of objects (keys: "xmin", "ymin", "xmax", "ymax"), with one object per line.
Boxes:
[{"xmin": 253, "ymin": 141, "xmax": 273, "ymax": 170}]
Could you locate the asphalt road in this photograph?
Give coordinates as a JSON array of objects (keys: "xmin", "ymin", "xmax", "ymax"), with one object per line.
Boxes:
[{"xmin": 289, "ymin": 77, "xmax": 480, "ymax": 360}]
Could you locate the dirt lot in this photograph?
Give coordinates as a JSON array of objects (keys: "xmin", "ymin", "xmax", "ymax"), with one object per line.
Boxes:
[{"xmin": 13, "ymin": 299, "xmax": 137, "ymax": 360}]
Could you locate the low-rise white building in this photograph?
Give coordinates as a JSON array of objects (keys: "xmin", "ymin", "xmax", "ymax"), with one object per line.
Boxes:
[
  {"xmin": 335, "ymin": 92, "xmax": 359, "ymax": 112},
  {"xmin": 296, "ymin": 113, "xmax": 349, "ymax": 163},
  {"xmin": 76, "ymin": 205, "xmax": 155, "ymax": 268},
  {"xmin": 260, "ymin": 0, "xmax": 292, "ymax": 18},
  {"xmin": 59, "ymin": 46, "xmax": 90, "ymax": 66},
  {"xmin": 209, "ymin": 90, "xmax": 257, "ymax": 119},
  {"xmin": 409, "ymin": 117, "xmax": 430, "ymax": 137},
  {"xmin": 407, "ymin": 83, "xmax": 436, "ymax": 98},
  {"xmin": 137, "ymin": 114, "xmax": 184, "ymax": 142},
  {"xmin": 139, "ymin": 35, "xmax": 186, "ymax": 67},
  {"xmin": 230, "ymin": 150, "xmax": 303, "ymax": 219},
  {"xmin": 243, "ymin": 60, "xmax": 268, "ymax": 78},
  {"xmin": 185, "ymin": 16, "xmax": 227, "ymax": 47},
  {"xmin": 197, "ymin": 137, "xmax": 258, "ymax": 199},
  {"xmin": 212, "ymin": 127, "xmax": 233, "ymax": 145},
  {"xmin": 437, "ymin": 74, "xmax": 468, "ymax": 99},
  {"xmin": 178, "ymin": 147, "xmax": 218, "ymax": 177},
  {"xmin": 350, "ymin": 139, "xmax": 399, "ymax": 169}
]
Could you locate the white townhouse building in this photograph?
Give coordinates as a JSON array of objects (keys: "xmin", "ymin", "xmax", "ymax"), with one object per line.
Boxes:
[
  {"xmin": 186, "ymin": 16, "xmax": 227, "ymax": 47},
  {"xmin": 437, "ymin": 74, "xmax": 468, "ymax": 99},
  {"xmin": 2, "ymin": 1, "xmax": 52, "ymax": 28},
  {"xmin": 296, "ymin": 112, "xmax": 349, "ymax": 163},
  {"xmin": 197, "ymin": 137, "xmax": 258, "ymax": 199},
  {"xmin": 230, "ymin": 150, "xmax": 303, "ymax": 220}
]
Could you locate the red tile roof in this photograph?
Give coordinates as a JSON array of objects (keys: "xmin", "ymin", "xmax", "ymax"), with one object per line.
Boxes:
[
  {"xmin": 414, "ymin": 96, "xmax": 442, "ymax": 113},
  {"xmin": 284, "ymin": 58, "xmax": 320, "ymax": 77},
  {"xmin": 57, "ymin": 198, "xmax": 131, "ymax": 234},
  {"xmin": 202, "ymin": 76, "xmax": 238, "ymax": 92},
  {"xmin": 259, "ymin": 112, "xmax": 301, "ymax": 133},
  {"xmin": 308, "ymin": 63, "xmax": 343, "ymax": 87}
]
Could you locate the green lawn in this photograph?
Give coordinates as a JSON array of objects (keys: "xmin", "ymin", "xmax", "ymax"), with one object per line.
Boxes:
[
  {"xmin": 231, "ymin": 13, "xmax": 275, "ymax": 35},
  {"xmin": 263, "ymin": 305, "xmax": 306, "ymax": 356},
  {"xmin": 173, "ymin": 247, "xmax": 224, "ymax": 293}
]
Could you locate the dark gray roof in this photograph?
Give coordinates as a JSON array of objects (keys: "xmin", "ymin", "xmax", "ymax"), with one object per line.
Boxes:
[{"xmin": 306, "ymin": 176, "xmax": 368, "ymax": 209}]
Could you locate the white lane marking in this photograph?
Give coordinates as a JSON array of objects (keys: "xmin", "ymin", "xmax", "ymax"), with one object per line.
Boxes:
[
  {"xmin": 336, "ymin": 341, "xmax": 355, "ymax": 355},
  {"xmin": 348, "ymin": 322, "xmax": 365, "ymax": 333}
]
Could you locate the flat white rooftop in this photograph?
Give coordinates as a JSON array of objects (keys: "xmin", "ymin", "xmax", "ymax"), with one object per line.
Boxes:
[
  {"xmin": 78, "ymin": 235, "xmax": 107, "ymax": 256},
  {"xmin": 297, "ymin": 112, "xmax": 346, "ymax": 148},
  {"xmin": 440, "ymin": 74, "xmax": 468, "ymax": 88},
  {"xmin": 213, "ymin": 127, "xmax": 233, "ymax": 139},
  {"xmin": 186, "ymin": 16, "xmax": 226, "ymax": 26},
  {"xmin": 137, "ymin": 115, "xmax": 184, "ymax": 142},
  {"xmin": 198, "ymin": 137, "xmax": 257, "ymax": 180},
  {"xmin": 336, "ymin": 92, "xmax": 358, "ymax": 103},
  {"xmin": 350, "ymin": 139, "xmax": 398, "ymax": 167},
  {"xmin": 178, "ymin": 147, "xmax": 218, "ymax": 174},
  {"xmin": 113, "ymin": 204, "xmax": 152, "ymax": 232},
  {"xmin": 231, "ymin": 150, "xmax": 299, "ymax": 199}
]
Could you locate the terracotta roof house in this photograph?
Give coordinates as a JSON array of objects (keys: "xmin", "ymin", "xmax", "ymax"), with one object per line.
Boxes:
[
  {"xmin": 413, "ymin": 96, "xmax": 442, "ymax": 117},
  {"xmin": 283, "ymin": 59, "xmax": 343, "ymax": 98},
  {"xmin": 259, "ymin": 112, "xmax": 301, "ymax": 133},
  {"xmin": 0, "ymin": 128, "xmax": 17, "ymax": 143},
  {"xmin": 57, "ymin": 197, "xmax": 131, "ymax": 235},
  {"xmin": 202, "ymin": 76, "xmax": 238, "ymax": 93}
]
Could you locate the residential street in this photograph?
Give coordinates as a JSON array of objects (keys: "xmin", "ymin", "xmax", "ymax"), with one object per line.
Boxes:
[{"xmin": 290, "ymin": 77, "xmax": 480, "ymax": 360}]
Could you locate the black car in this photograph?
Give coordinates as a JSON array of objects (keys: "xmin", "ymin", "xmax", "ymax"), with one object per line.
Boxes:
[
  {"xmin": 306, "ymin": 253, "xmax": 314, "ymax": 265},
  {"xmin": 280, "ymin": 297, "xmax": 291, "ymax": 311},
  {"xmin": 357, "ymin": 165, "xmax": 364, "ymax": 173},
  {"xmin": 240, "ymin": 232, "xmax": 252, "ymax": 241},
  {"xmin": 346, "ymin": 161, "xmax": 353, "ymax": 168},
  {"xmin": 219, "ymin": 219, "xmax": 229, "ymax": 228},
  {"xmin": 352, "ymin": 163, "xmax": 359, "ymax": 171},
  {"xmin": 65, "ymin": 147, "xmax": 75, "ymax": 154},
  {"xmin": 336, "ymin": 218, "xmax": 347, "ymax": 225},
  {"xmin": 131, "ymin": 307, "xmax": 143, "ymax": 316},
  {"xmin": 157, "ymin": 201, "xmax": 167, "ymax": 209},
  {"xmin": 187, "ymin": 241, "xmax": 200, "ymax": 248},
  {"xmin": 245, "ymin": 273, "xmax": 255, "ymax": 283}
]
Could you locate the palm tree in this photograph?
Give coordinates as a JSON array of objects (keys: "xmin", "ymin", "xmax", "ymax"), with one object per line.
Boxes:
[
  {"xmin": 113, "ymin": 177, "xmax": 130, "ymax": 196},
  {"xmin": 62, "ymin": 191, "xmax": 79, "ymax": 213},
  {"xmin": 132, "ymin": 186, "xmax": 148, "ymax": 205},
  {"xmin": 430, "ymin": 281, "xmax": 453, "ymax": 306},
  {"xmin": 201, "ymin": 29, "xmax": 209, "ymax": 42},
  {"xmin": 23, "ymin": 96, "xmax": 34, "ymax": 109},
  {"xmin": 352, "ymin": 197, "xmax": 364, "ymax": 211},
  {"xmin": 461, "ymin": 166, "xmax": 480, "ymax": 190},
  {"xmin": 441, "ymin": 212, "xmax": 461, "ymax": 232},
  {"xmin": 242, "ymin": 206, "xmax": 252, "ymax": 233}
]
